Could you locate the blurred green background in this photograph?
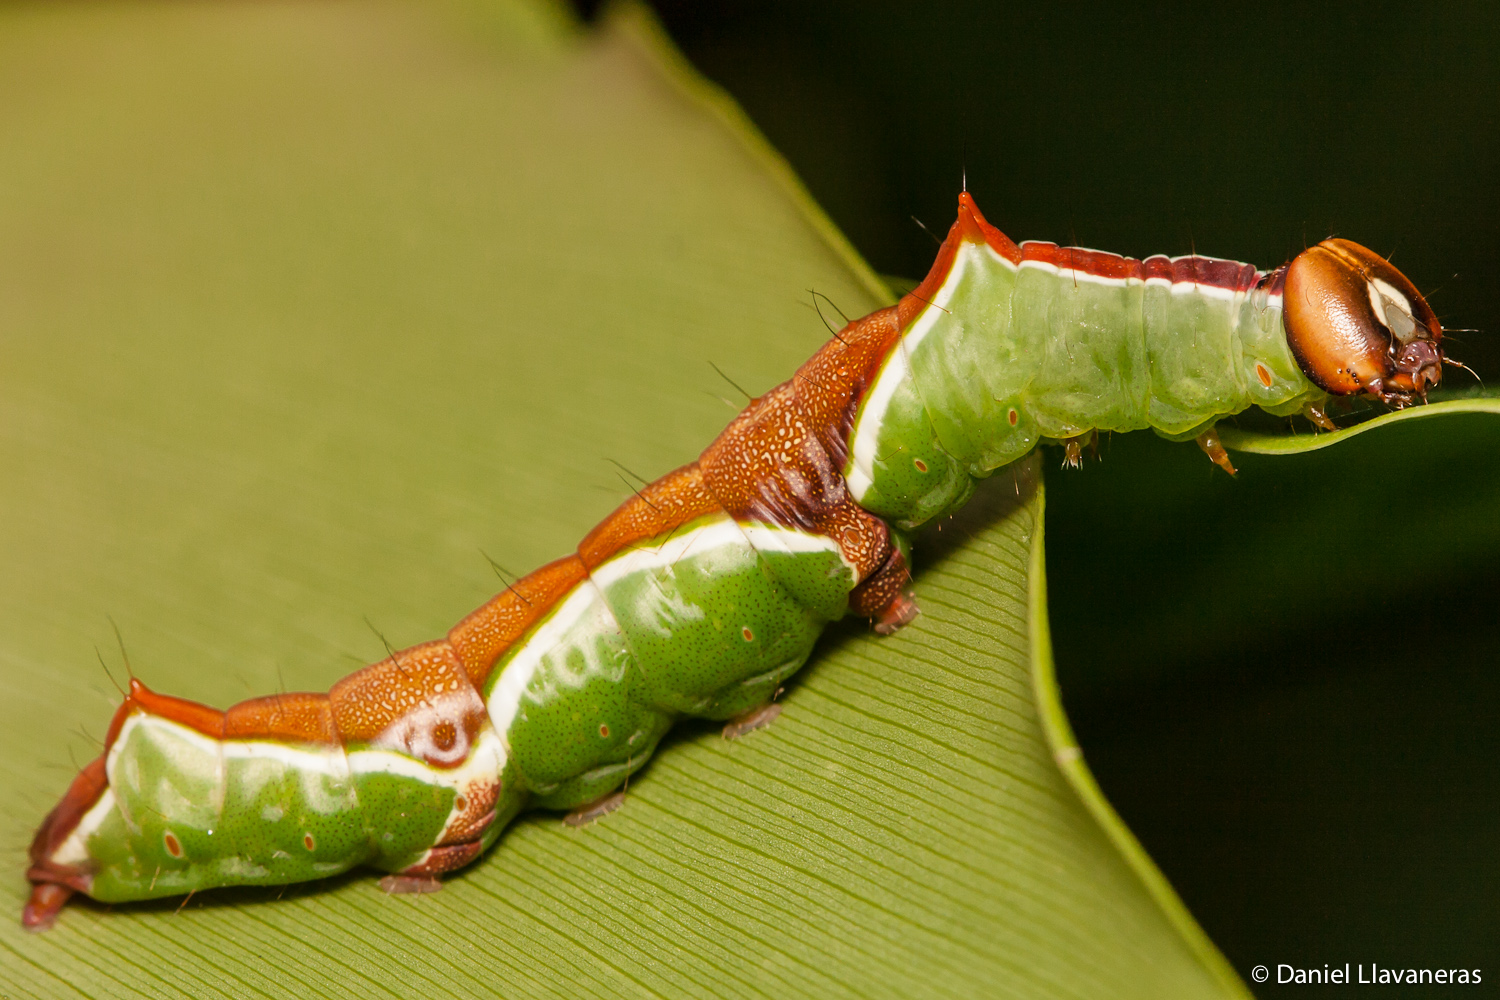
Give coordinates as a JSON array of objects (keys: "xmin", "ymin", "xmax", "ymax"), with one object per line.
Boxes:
[{"xmin": 613, "ymin": 0, "xmax": 1500, "ymax": 992}]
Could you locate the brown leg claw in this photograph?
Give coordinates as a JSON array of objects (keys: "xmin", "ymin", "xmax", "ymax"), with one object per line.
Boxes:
[
  {"xmin": 1060, "ymin": 430, "xmax": 1098, "ymax": 469},
  {"xmin": 1303, "ymin": 402, "xmax": 1337, "ymax": 431},
  {"xmin": 379, "ymin": 875, "xmax": 444, "ymax": 895},
  {"xmin": 873, "ymin": 589, "xmax": 920, "ymax": 635},
  {"xmin": 722, "ymin": 702, "xmax": 782, "ymax": 740},
  {"xmin": 1062, "ymin": 438, "xmax": 1083, "ymax": 469},
  {"xmin": 1195, "ymin": 427, "xmax": 1237, "ymax": 476},
  {"xmin": 563, "ymin": 790, "xmax": 626, "ymax": 828}
]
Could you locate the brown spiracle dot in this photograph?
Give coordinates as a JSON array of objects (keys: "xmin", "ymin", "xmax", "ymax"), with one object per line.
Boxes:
[
  {"xmin": 303, "ymin": 832, "xmax": 316, "ymax": 852},
  {"xmin": 599, "ymin": 723, "xmax": 610, "ymax": 738},
  {"xmin": 432, "ymin": 720, "xmax": 457, "ymax": 753},
  {"xmin": 913, "ymin": 458, "xmax": 929, "ymax": 473},
  {"xmin": 455, "ymin": 795, "xmax": 467, "ymax": 811},
  {"xmin": 163, "ymin": 831, "xmax": 184, "ymax": 858}
]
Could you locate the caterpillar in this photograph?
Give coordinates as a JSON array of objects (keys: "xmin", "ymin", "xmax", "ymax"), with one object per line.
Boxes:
[{"xmin": 23, "ymin": 192, "xmax": 1448, "ymax": 930}]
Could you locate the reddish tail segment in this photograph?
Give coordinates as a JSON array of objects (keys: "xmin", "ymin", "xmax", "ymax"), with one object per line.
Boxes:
[{"xmin": 25, "ymin": 193, "xmax": 1443, "ymax": 930}]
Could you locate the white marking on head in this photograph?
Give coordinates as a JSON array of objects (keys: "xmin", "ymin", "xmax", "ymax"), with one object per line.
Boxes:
[{"xmin": 1368, "ymin": 277, "xmax": 1418, "ymax": 344}]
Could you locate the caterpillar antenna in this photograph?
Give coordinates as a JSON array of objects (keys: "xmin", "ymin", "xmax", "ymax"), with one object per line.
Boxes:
[{"xmin": 1443, "ymin": 357, "xmax": 1482, "ymax": 386}]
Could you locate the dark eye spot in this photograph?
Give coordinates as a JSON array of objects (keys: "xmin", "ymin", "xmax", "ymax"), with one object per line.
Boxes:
[{"xmin": 432, "ymin": 721, "xmax": 457, "ymax": 752}]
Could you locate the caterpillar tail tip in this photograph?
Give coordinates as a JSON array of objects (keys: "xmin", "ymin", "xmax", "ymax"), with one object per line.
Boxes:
[{"xmin": 22, "ymin": 883, "xmax": 73, "ymax": 932}]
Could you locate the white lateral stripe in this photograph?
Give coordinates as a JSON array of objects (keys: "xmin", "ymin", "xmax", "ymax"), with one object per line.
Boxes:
[
  {"xmin": 1168, "ymin": 280, "xmax": 1241, "ymax": 302},
  {"xmin": 846, "ymin": 328, "xmax": 911, "ymax": 503},
  {"xmin": 982, "ymin": 242, "xmax": 1021, "ymax": 273},
  {"xmin": 737, "ymin": 522, "xmax": 844, "ymax": 557},
  {"xmin": 742, "ymin": 521, "xmax": 857, "ymax": 584},
  {"xmin": 846, "ymin": 239, "xmax": 983, "ymax": 500},
  {"xmin": 222, "ymin": 739, "xmax": 340, "ymax": 765},
  {"xmin": 589, "ymin": 517, "xmax": 842, "ymax": 582},
  {"xmin": 1018, "ymin": 258, "xmax": 1248, "ymax": 301},
  {"xmin": 902, "ymin": 241, "xmax": 975, "ymax": 353},
  {"xmin": 108, "ymin": 712, "xmax": 346, "ymax": 773},
  {"xmin": 109, "ymin": 713, "xmax": 350, "ymax": 779},
  {"xmin": 51, "ymin": 789, "xmax": 118, "ymax": 867},
  {"xmin": 485, "ymin": 582, "xmax": 597, "ymax": 738},
  {"xmin": 1019, "ymin": 257, "xmax": 1131, "ymax": 288},
  {"xmin": 345, "ymin": 749, "xmax": 442, "ymax": 784},
  {"xmin": 848, "ymin": 240, "xmax": 992, "ymax": 501},
  {"xmin": 588, "ymin": 518, "xmax": 748, "ymax": 590},
  {"xmin": 347, "ymin": 728, "xmax": 502, "ymax": 791}
]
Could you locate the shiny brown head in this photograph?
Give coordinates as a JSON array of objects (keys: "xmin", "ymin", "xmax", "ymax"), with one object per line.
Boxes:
[{"xmin": 1283, "ymin": 239, "xmax": 1444, "ymax": 406}]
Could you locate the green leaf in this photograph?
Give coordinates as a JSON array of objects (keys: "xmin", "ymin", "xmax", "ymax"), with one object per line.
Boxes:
[
  {"xmin": 0, "ymin": 1, "xmax": 1252, "ymax": 996},
  {"xmin": 1218, "ymin": 390, "xmax": 1500, "ymax": 455}
]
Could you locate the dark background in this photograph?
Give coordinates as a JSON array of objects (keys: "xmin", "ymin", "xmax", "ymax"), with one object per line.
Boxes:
[{"xmin": 575, "ymin": 1, "xmax": 1500, "ymax": 993}]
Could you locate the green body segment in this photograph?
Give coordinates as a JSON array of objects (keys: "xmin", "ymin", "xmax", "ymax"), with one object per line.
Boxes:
[
  {"xmin": 84, "ymin": 718, "xmax": 370, "ymax": 901},
  {"xmin": 346, "ymin": 756, "xmax": 466, "ymax": 872},
  {"xmin": 849, "ymin": 240, "xmax": 1320, "ymax": 526},
  {"xmin": 487, "ymin": 515, "xmax": 851, "ymax": 811},
  {"xmin": 67, "ymin": 680, "xmax": 513, "ymax": 903}
]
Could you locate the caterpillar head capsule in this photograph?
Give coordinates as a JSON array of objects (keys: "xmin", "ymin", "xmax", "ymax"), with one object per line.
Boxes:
[{"xmin": 1283, "ymin": 239, "xmax": 1444, "ymax": 406}]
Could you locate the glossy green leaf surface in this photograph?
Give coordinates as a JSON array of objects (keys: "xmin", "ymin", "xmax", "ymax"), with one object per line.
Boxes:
[
  {"xmin": 0, "ymin": 1, "xmax": 1249, "ymax": 997},
  {"xmin": 1218, "ymin": 390, "xmax": 1500, "ymax": 455}
]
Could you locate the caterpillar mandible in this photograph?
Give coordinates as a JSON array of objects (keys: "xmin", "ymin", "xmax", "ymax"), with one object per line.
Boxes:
[{"xmin": 23, "ymin": 192, "xmax": 1447, "ymax": 930}]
